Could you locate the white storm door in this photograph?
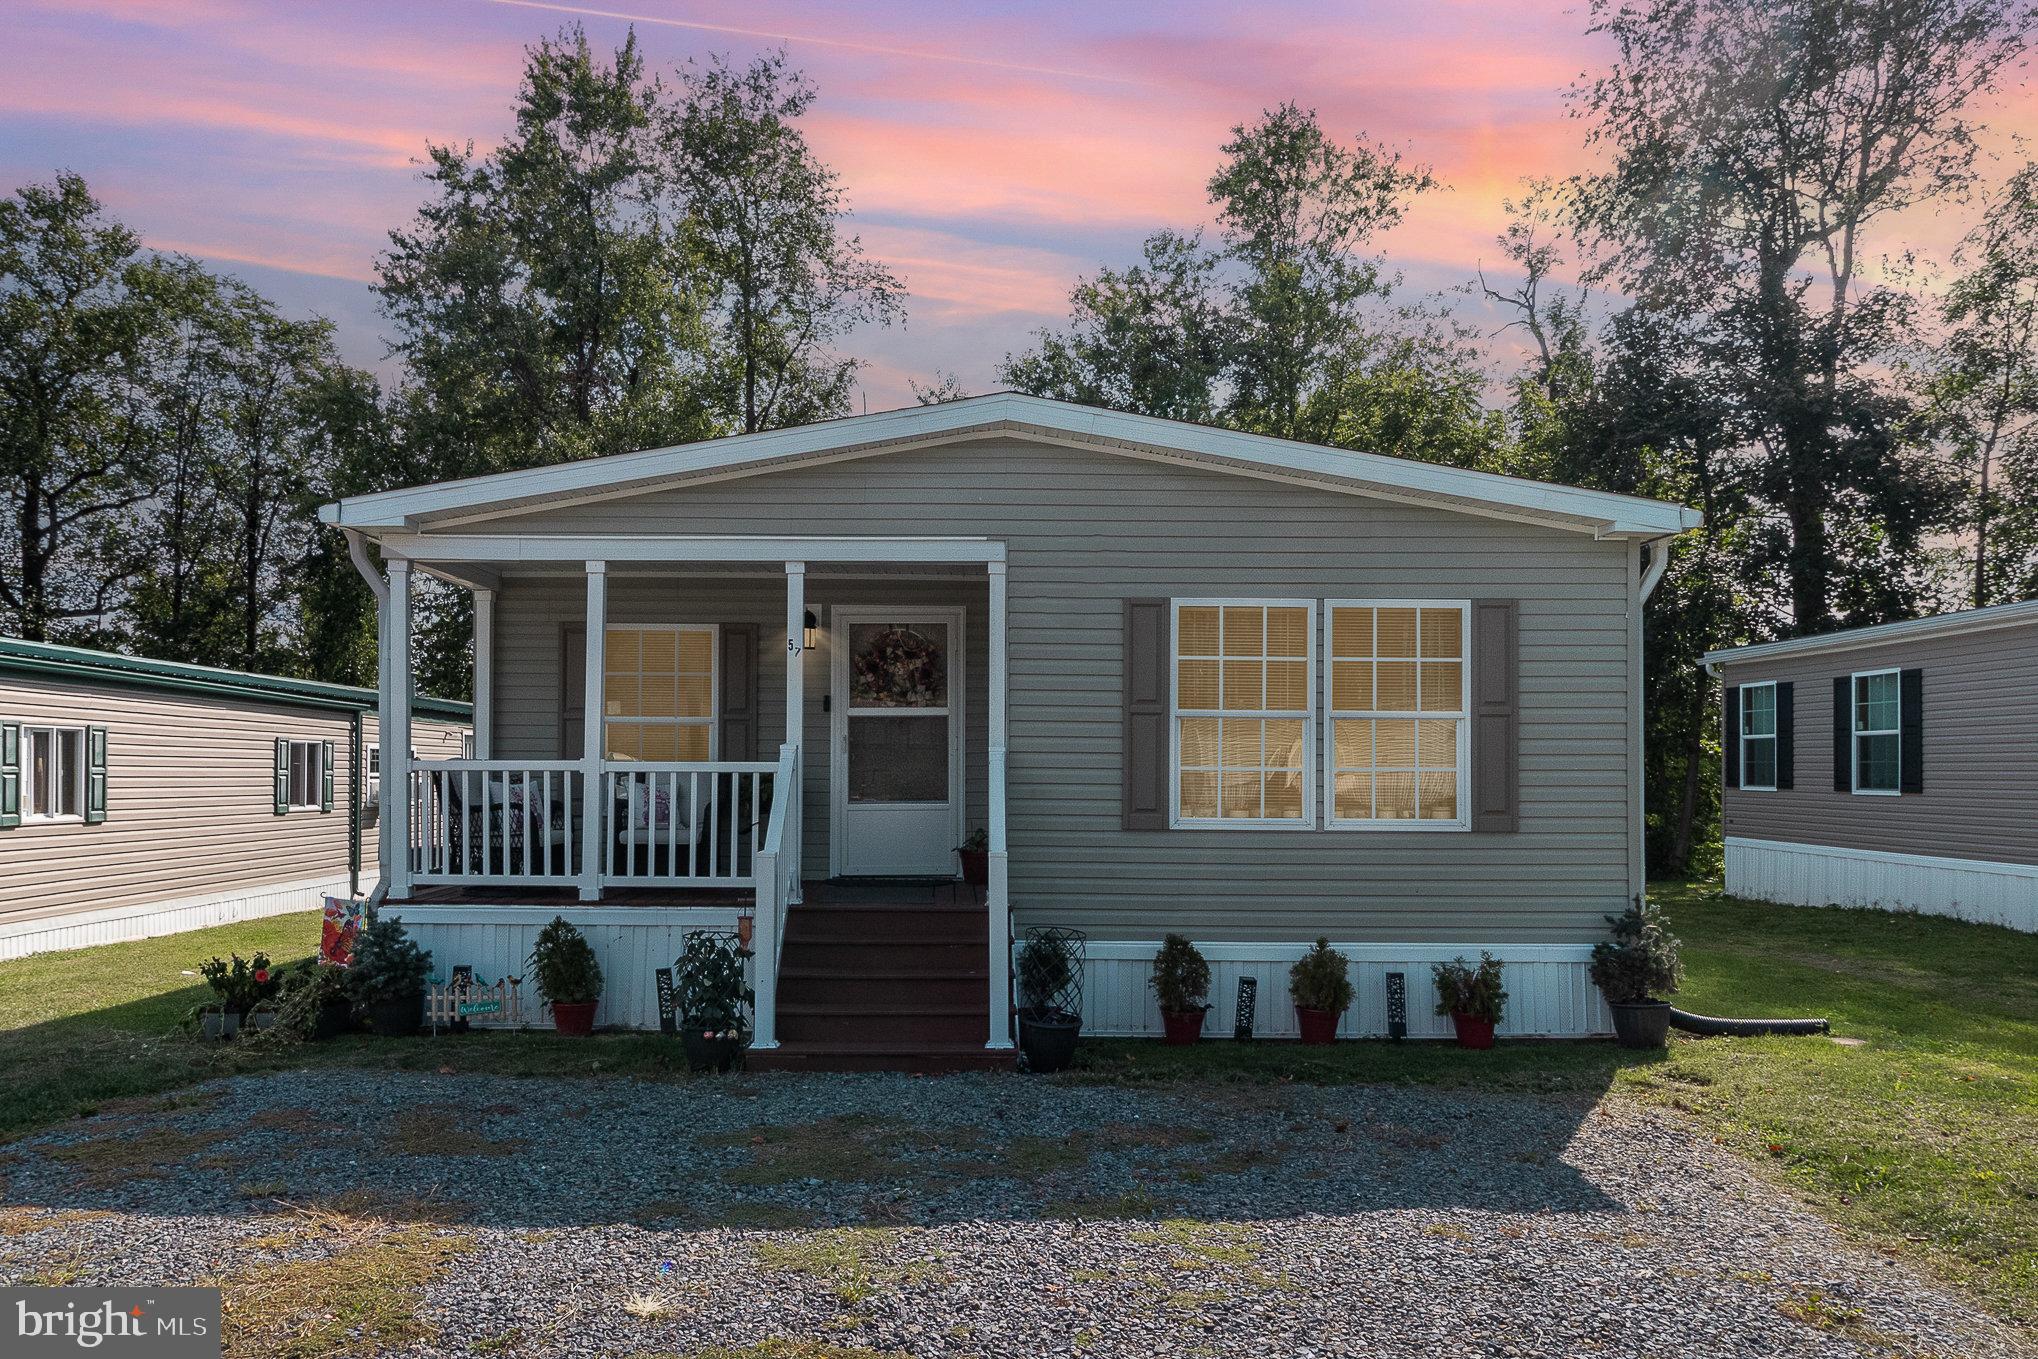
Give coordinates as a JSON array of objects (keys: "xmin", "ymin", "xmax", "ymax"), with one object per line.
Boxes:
[{"xmin": 831, "ymin": 607, "xmax": 966, "ymax": 876}]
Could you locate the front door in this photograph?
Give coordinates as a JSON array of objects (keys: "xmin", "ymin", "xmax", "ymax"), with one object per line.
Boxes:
[{"xmin": 830, "ymin": 606, "xmax": 965, "ymax": 876}]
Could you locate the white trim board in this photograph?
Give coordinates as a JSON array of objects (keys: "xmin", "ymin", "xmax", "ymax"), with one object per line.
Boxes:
[
  {"xmin": 1074, "ymin": 939, "xmax": 1609, "ymax": 1039},
  {"xmin": 1725, "ymin": 836, "xmax": 2038, "ymax": 934},
  {"xmin": 320, "ymin": 393, "xmax": 1697, "ymax": 539},
  {"xmin": 1703, "ymin": 598, "xmax": 2038, "ymax": 668},
  {"xmin": 0, "ymin": 874, "xmax": 346, "ymax": 961}
]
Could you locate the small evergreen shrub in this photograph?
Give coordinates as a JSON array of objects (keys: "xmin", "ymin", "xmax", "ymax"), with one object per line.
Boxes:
[
  {"xmin": 1433, "ymin": 953, "xmax": 1507, "ymax": 1022},
  {"xmin": 1289, "ymin": 938, "xmax": 1355, "ymax": 1014},
  {"xmin": 345, "ymin": 916, "xmax": 432, "ymax": 1007},
  {"xmin": 1590, "ymin": 896, "xmax": 1684, "ymax": 1004},
  {"xmin": 1150, "ymin": 934, "xmax": 1212, "ymax": 1015},
  {"xmin": 528, "ymin": 916, "xmax": 604, "ymax": 1006}
]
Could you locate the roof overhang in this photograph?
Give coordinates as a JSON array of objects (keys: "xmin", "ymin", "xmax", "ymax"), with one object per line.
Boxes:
[
  {"xmin": 322, "ymin": 393, "xmax": 1700, "ymax": 541},
  {"xmin": 1702, "ymin": 598, "xmax": 2038, "ymax": 669}
]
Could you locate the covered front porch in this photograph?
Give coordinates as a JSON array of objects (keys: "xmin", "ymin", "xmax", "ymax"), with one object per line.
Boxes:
[{"xmin": 356, "ymin": 533, "xmax": 1014, "ymax": 1054}]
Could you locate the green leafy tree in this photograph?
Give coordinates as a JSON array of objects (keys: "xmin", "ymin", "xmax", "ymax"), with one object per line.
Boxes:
[
  {"xmin": 665, "ymin": 50, "xmax": 904, "ymax": 434},
  {"xmin": 0, "ymin": 174, "xmax": 196, "ymax": 641},
  {"xmin": 1000, "ymin": 230, "xmax": 1228, "ymax": 421},
  {"xmin": 378, "ymin": 26, "xmax": 713, "ymax": 477},
  {"xmin": 1572, "ymin": 0, "xmax": 2028, "ymax": 634},
  {"xmin": 1928, "ymin": 162, "xmax": 2038, "ymax": 606}
]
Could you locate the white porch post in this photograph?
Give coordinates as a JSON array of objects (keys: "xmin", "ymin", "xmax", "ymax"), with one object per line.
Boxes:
[
  {"xmin": 579, "ymin": 561, "xmax": 607, "ymax": 902},
  {"xmin": 471, "ymin": 587, "xmax": 494, "ymax": 759},
  {"xmin": 986, "ymin": 559, "xmax": 1013, "ymax": 1049},
  {"xmin": 784, "ymin": 562, "xmax": 805, "ymax": 750},
  {"xmin": 385, "ymin": 559, "xmax": 414, "ymax": 899}
]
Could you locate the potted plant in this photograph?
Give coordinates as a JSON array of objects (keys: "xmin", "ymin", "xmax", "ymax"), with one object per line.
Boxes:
[
  {"xmin": 345, "ymin": 915, "xmax": 432, "ymax": 1037},
  {"xmin": 529, "ymin": 916, "xmax": 604, "ymax": 1036},
  {"xmin": 1288, "ymin": 938, "xmax": 1353, "ymax": 1045},
  {"xmin": 1590, "ymin": 897, "xmax": 1684, "ymax": 1049},
  {"xmin": 674, "ymin": 930, "xmax": 753, "ymax": 1072},
  {"xmin": 956, "ymin": 828, "xmax": 990, "ymax": 888},
  {"xmin": 275, "ymin": 959, "xmax": 354, "ymax": 1041},
  {"xmin": 1432, "ymin": 953, "xmax": 1507, "ymax": 1049},
  {"xmin": 1016, "ymin": 927, "xmax": 1085, "ymax": 1073},
  {"xmin": 1149, "ymin": 933, "xmax": 1212, "ymax": 1045},
  {"xmin": 197, "ymin": 952, "xmax": 280, "ymax": 1039}
]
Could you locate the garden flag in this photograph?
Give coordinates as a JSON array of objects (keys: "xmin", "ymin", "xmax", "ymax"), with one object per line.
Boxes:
[{"xmin": 319, "ymin": 896, "xmax": 367, "ymax": 965}]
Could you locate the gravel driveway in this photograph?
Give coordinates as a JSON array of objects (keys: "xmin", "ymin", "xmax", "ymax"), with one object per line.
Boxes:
[{"xmin": 0, "ymin": 1067, "xmax": 2026, "ymax": 1359}]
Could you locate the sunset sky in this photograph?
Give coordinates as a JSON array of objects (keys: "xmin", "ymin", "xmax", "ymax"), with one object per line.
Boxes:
[{"xmin": 6, "ymin": 0, "xmax": 2035, "ymax": 409}]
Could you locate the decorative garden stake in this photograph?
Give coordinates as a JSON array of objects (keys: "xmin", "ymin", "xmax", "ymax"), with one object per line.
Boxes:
[
  {"xmin": 655, "ymin": 967, "xmax": 678, "ymax": 1035},
  {"xmin": 1387, "ymin": 972, "xmax": 1407, "ymax": 1040},
  {"xmin": 1233, "ymin": 976, "xmax": 1258, "ymax": 1040}
]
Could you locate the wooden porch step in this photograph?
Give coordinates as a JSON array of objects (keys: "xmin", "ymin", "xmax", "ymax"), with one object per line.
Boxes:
[
  {"xmin": 747, "ymin": 1041, "xmax": 1014, "ymax": 1074},
  {"xmin": 777, "ymin": 1001, "xmax": 987, "ymax": 1046},
  {"xmin": 783, "ymin": 905, "xmax": 987, "ymax": 945},
  {"xmin": 779, "ymin": 968, "xmax": 988, "ymax": 1009}
]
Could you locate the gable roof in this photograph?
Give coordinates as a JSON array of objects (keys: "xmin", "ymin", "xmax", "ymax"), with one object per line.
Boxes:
[
  {"xmin": 1702, "ymin": 598, "xmax": 2038, "ymax": 670},
  {"xmin": 319, "ymin": 393, "xmax": 1700, "ymax": 540},
  {"xmin": 0, "ymin": 636, "xmax": 473, "ymax": 721}
]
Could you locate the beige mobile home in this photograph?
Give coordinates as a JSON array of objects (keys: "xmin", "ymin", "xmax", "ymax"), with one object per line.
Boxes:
[
  {"xmin": 0, "ymin": 640, "xmax": 470, "ymax": 958},
  {"xmin": 321, "ymin": 393, "xmax": 1700, "ymax": 1063},
  {"xmin": 1704, "ymin": 600, "xmax": 2038, "ymax": 932}
]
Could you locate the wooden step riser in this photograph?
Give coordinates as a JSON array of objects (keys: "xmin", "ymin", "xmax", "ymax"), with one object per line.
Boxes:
[
  {"xmin": 783, "ymin": 975, "xmax": 988, "ymax": 1008},
  {"xmin": 778, "ymin": 1012, "xmax": 988, "ymax": 1045},
  {"xmin": 785, "ymin": 924, "xmax": 988, "ymax": 946},
  {"xmin": 748, "ymin": 1049, "xmax": 1013, "ymax": 1074},
  {"xmin": 779, "ymin": 942, "xmax": 988, "ymax": 970}
]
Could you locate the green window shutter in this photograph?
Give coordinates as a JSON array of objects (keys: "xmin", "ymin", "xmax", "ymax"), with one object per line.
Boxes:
[
  {"xmin": 274, "ymin": 738, "xmax": 290, "ymax": 815},
  {"xmin": 84, "ymin": 725, "xmax": 108, "ymax": 824},
  {"xmin": 321, "ymin": 739, "xmax": 335, "ymax": 813},
  {"xmin": 0, "ymin": 722, "xmax": 19, "ymax": 829}
]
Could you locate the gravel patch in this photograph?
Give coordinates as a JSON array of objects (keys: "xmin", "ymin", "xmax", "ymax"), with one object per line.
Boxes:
[{"xmin": 1, "ymin": 1067, "xmax": 2027, "ymax": 1358}]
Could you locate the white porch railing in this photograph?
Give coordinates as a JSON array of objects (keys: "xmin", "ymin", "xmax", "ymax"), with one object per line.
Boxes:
[
  {"xmin": 749, "ymin": 742, "xmax": 801, "ymax": 1049},
  {"xmin": 408, "ymin": 760, "xmax": 585, "ymax": 886},
  {"xmin": 408, "ymin": 757, "xmax": 786, "ymax": 890},
  {"xmin": 601, "ymin": 761, "xmax": 778, "ymax": 887}
]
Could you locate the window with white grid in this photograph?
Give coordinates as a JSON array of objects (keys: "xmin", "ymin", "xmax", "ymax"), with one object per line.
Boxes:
[
  {"xmin": 1325, "ymin": 602, "xmax": 1469, "ymax": 828},
  {"xmin": 1171, "ymin": 601, "xmax": 1315, "ymax": 827},
  {"xmin": 602, "ymin": 625, "xmax": 717, "ymax": 761}
]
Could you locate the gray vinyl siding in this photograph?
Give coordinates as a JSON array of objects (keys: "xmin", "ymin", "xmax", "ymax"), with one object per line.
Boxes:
[
  {"xmin": 1719, "ymin": 621, "xmax": 2038, "ymax": 867},
  {"xmin": 476, "ymin": 436, "xmax": 1640, "ymax": 944},
  {"xmin": 0, "ymin": 676, "xmax": 465, "ymax": 925},
  {"xmin": 489, "ymin": 573, "xmax": 991, "ymax": 873}
]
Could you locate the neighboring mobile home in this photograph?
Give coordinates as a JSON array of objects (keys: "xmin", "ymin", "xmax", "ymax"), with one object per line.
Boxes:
[
  {"xmin": 320, "ymin": 393, "xmax": 1700, "ymax": 1061},
  {"xmin": 0, "ymin": 639, "xmax": 470, "ymax": 959},
  {"xmin": 1704, "ymin": 600, "xmax": 2038, "ymax": 933}
]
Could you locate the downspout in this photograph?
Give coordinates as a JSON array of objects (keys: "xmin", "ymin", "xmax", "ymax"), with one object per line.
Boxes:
[
  {"xmin": 343, "ymin": 528, "xmax": 390, "ymax": 907},
  {"xmin": 1639, "ymin": 536, "xmax": 1672, "ymax": 603}
]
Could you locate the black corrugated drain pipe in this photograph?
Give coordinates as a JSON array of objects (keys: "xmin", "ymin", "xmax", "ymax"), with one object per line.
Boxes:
[{"xmin": 1670, "ymin": 1008, "xmax": 1831, "ymax": 1038}]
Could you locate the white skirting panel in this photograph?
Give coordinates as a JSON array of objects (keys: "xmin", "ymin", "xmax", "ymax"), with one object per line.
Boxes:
[
  {"xmin": 1077, "ymin": 942, "xmax": 1611, "ymax": 1039},
  {"xmin": 1726, "ymin": 836, "xmax": 2038, "ymax": 934},
  {"xmin": 388, "ymin": 905, "xmax": 745, "ymax": 1031},
  {"xmin": 0, "ymin": 873, "xmax": 349, "ymax": 962}
]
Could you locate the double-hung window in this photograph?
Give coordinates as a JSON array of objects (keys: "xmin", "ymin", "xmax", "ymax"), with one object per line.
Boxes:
[
  {"xmin": 1325, "ymin": 602, "xmax": 1469, "ymax": 826},
  {"xmin": 25, "ymin": 726, "xmax": 84, "ymax": 821},
  {"xmin": 1738, "ymin": 682, "xmax": 1778, "ymax": 791},
  {"xmin": 603, "ymin": 625, "xmax": 717, "ymax": 761},
  {"xmin": 285, "ymin": 740, "xmax": 324, "ymax": 811},
  {"xmin": 1851, "ymin": 669, "xmax": 1900, "ymax": 794},
  {"xmin": 1171, "ymin": 601, "xmax": 1314, "ymax": 826}
]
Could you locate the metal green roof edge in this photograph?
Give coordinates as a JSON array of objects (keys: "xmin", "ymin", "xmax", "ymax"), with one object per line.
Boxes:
[{"xmin": 0, "ymin": 639, "xmax": 472, "ymax": 722}]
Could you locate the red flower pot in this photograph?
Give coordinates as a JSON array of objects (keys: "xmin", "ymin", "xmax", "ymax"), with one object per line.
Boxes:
[
  {"xmin": 1295, "ymin": 1006, "xmax": 1339, "ymax": 1045},
  {"xmin": 1160, "ymin": 1009, "xmax": 1206, "ymax": 1045},
  {"xmin": 957, "ymin": 848, "xmax": 989, "ymax": 888},
  {"xmin": 1451, "ymin": 1012, "xmax": 1495, "ymax": 1049},
  {"xmin": 551, "ymin": 1000, "xmax": 598, "ymax": 1037}
]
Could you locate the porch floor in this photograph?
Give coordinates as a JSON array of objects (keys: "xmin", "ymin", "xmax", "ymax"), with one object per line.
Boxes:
[{"xmin": 386, "ymin": 878, "xmax": 984, "ymax": 910}]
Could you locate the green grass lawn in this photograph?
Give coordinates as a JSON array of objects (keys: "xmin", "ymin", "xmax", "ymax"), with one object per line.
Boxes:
[{"xmin": 1, "ymin": 885, "xmax": 2033, "ymax": 1327}]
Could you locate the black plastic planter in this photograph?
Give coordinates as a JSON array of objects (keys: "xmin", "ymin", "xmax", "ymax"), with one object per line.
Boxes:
[
  {"xmin": 369, "ymin": 991, "xmax": 423, "ymax": 1037},
  {"xmin": 1019, "ymin": 1010, "xmax": 1082, "ymax": 1073},
  {"xmin": 1610, "ymin": 1000, "xmax": 1672, "ymax": 1049},
  {"xmin": 683, "ymin": 1030, "xmax": 745, "ymax": 1073}
]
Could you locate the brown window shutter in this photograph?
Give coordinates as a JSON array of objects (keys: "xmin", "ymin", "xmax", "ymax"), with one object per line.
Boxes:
[
  {"xmin": 1470, "ymin": 599, "xmax": 1518, "ymax": 833},
  {"xmin": 719, "ymin": 623, "xmax": 759, "ymax": 759},
  {"xmin": 561, "ymin": 624, "xmax": 586, "ymax": 759},
  {"xmin": 1123, "ymin": 598, "xmax": 1170, "ymax": 830}
]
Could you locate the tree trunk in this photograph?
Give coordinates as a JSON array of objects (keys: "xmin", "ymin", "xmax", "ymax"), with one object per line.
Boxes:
[{"xmin": 1668, "ymin": 678, "xmax": 1710, "ymax": 874}]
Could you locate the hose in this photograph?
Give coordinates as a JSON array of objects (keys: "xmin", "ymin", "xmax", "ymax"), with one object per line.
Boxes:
[{"xmin": 1670, "ymin": 1007, "xmax": 1830, "ymax": 1038}]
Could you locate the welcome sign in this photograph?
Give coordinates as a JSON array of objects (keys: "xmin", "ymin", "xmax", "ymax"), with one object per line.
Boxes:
[{"xmin": 3, "ymin": 1288, "xmax": 220, "ymax": 1357}]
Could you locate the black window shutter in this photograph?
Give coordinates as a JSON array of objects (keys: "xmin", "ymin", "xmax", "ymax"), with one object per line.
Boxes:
[
  {"xmin": 1832, "ymin": 677, "xmax": 1850, "ymax": 792},
  {"xmin": 1469, "ymin": 600, "xmax": 1519, "ymax": 833},
  {"xmin": 320, "ymin": 739, "xmax": 336, "ymax": 812},
  {"xmin": 1122, "ymin": 599, "xmax": 1170, "ymax": 830},
  {"xmin": 274, "ymin": 737, "xmax": 291, "ymax": 815},
  {"xmin": 85, "ymin": 725, "xmax": 108, "ymax": 823},
  {"xmin": 1775, "ymin": 682, "xmax": 1794, "ymax": 790},
  {"xmin": 0, "ymin": 722, "xmax": 19, "ymax": 829},
  {"xmin": 1722, "ymin": 685, "xmax": 1741, "ymax": 789},
  {"xmin": 1899, "ymin": 668, "xmax": 1924, "ymax": 794}
]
